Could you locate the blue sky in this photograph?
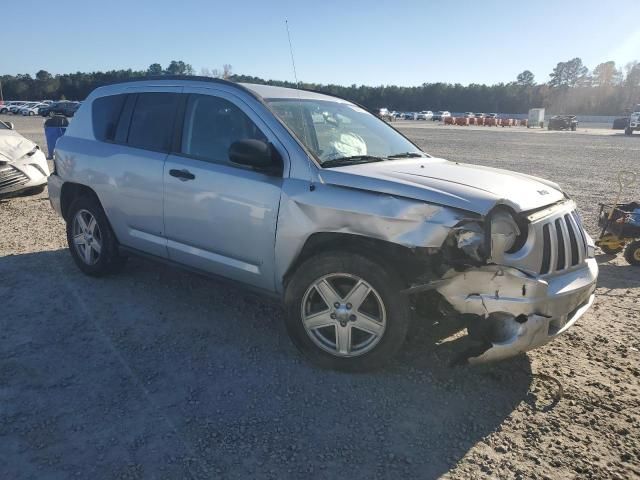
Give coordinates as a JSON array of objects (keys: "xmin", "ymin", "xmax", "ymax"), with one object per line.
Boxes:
[{"xmin": 4, "ymin": 0, "xmax": 640, "ymax": 86}]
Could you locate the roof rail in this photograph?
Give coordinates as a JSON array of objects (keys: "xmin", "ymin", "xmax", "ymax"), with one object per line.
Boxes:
[{"xmin": 97, "ymin": 75, "xmax": 259, "ymax": 99}]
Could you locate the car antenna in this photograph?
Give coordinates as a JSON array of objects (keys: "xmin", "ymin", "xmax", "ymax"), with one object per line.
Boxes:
[{"xmin": 286, "ymin": 19, "xmax": 316, "ymax": 191}]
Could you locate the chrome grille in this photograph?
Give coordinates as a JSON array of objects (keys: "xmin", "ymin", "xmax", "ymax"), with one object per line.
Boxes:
[
  {"xmin": 539, "ymin": 210, "xmax": 588, "ymax": 274},
  {"xmin": 0, "ymin": 165, "xmax": 30, "ymax": 191}
]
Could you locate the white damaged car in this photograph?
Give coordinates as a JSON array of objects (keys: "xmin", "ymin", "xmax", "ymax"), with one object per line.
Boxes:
[{"xmin": 0, "ymin": 120, "xmax": 50, "ymax": 197}]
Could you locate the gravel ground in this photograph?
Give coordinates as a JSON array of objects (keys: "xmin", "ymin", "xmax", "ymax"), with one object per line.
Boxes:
[{"xmin": 1, "ymin": 116, "xmax": 639, "ymax": 479}]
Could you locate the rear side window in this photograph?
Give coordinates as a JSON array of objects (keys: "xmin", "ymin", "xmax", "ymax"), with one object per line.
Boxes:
[
  {"xmin": 127, "ymin": 93, "xmax": 180, "ymax": 152},
  {"xmin": 92, "ymin": 94, "xmax": 126, "ymax": 142}
]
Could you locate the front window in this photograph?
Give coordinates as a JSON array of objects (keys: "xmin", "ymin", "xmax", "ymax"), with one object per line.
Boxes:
[
  {"xmin": 181, "ymin": 94, "xmax": 267, "ymax": 165},
  {"xmin": 266, "ymin": 99, "xmax": 425, "ymax": 167}
]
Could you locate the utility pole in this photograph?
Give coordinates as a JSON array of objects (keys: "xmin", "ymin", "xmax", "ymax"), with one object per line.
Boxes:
[{"xmin": 0, "ymin": 80, "xmax": 3, "ymax": 103}]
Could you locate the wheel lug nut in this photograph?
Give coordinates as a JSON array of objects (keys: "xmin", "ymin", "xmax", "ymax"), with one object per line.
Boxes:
[
  {"xmin": 334, "ymin": 302, "xmax": 340, "ymax": 308},
  {"xmin": 346, "ymin": 303, "xmax": 352, "ymax": 309},
  {"xmin": 330, "ymin": 313, "xmax": 337, "ymax": 319},
  {"xmin": 349, "ymin": 314, "xmax": 357, "ymax": 322}
]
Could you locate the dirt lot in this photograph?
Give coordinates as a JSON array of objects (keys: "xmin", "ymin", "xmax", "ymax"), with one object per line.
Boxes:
[{"xmin": 1, "ymin": 115, "xmax": 639, "ymax": 479}]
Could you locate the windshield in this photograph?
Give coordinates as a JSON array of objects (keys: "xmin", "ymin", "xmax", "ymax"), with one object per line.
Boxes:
[{"xmin": 266, "ymin": 99, "xmax": 425, "ymax": 166}]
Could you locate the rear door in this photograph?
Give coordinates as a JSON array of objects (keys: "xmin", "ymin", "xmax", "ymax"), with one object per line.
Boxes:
[
  {"xmin": 163, "ymin": 88, "xmax": 286, "ymax": 290},
  {"xmin": 98, "ymin": 86, "xmax": 182, "ymax": 258}
]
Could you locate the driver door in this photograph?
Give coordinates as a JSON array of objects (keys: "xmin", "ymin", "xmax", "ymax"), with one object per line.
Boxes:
[{"xmin": 163, "ymin": 88, "xmax": 286, "ymax": 290}]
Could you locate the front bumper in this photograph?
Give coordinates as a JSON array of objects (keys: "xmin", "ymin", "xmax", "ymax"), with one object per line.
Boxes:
[
  {"xmin": 436, "ymin": 259, "xmax": 598, "ymax": 363},
  {"xmin": 0, "ymin": 149, "xmax": 50, "ymax": 196}
]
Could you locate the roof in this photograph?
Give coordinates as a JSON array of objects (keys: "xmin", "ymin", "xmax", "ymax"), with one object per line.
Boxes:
[
  {"xmin": 240, "ymin": 83, "xmax": 350, "ymax": 103},
  {"xmin": 90, "ymin": 76, "xmax": 352, "ymax": 105}
]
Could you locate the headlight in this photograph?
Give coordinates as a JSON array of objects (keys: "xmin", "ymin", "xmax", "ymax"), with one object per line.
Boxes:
[
  {"xmin": 490, "ymin": 210, "xmax": 521, "ymax": 260},
  {"xmin": 452, "ymin": 210, "xmax": 526, "ymax": 265}
]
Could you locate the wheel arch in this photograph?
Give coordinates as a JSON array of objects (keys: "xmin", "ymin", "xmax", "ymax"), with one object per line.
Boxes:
[
  {"xmin": 282, "ymin": 232, "xmax": 434, "ymax": 290},
  {"xmin": 60, "ymin": 182, "xmax": 101, "ymax": 222}
]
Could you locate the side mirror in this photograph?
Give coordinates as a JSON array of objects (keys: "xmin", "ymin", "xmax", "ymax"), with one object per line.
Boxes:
[{"xmin": 229, "ymin": 139, "xmax": 281, "ymax": 173}]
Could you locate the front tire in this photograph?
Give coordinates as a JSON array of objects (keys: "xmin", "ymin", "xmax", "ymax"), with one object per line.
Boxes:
[
  {"xmin": 284, "ymin": 252, "xmax": 410, "ymax": 372},
  {"xmin": 66, "ymin": 195, "xmax": 127, "ymax": 276},
  {"xmin": 625, "ymin": 127, "xmax": 633, "ymax": 136},
  {"xmin": 624, "ymin": 240, "xmax": 640, "ymax": 266}
]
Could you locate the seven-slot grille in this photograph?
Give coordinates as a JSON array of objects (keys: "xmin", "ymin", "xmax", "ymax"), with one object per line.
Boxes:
[
  {"xmin": 539, "ymin": 210, "xmax": 588, "ymax": 274},
  {"xmin": 0, "ymin": 165, "xmax": 29, "ymax": 191}
]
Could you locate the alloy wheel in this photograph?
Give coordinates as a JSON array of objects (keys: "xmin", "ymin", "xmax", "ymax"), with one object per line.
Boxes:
[
  {"xmin": 301, "ymin": 273, "xmax": 387, "ymax": 357},
  {"xmin": 72, "ymin": 209, "xmax": 102, "ymax": 265}
]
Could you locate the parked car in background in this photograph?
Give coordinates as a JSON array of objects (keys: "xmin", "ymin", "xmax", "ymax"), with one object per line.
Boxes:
[
  {"xmin": 486, "ymin": 113, "xmax": 498, "ymax": 118},
  {"xmin": 1, "ymin": 101, "xmax": 20, "ymax": 114},
  {"xmin": 612, "ymin": 117, "xmax": 629, "ymax": 130},
  {"xmin": 20, "ymin": 103, "xmax": 48, "ymax": 116},
  {"xmin": 548, "ymin": 115, "xmax": 578, "ymax": 131},
  {"xmin": 0, "ymin": 120, "xmax": 50, "ymax": 197},
  {"xmin": 62, "ymin": 102, "xmax": 81, "ymax": 117},
  {"xmin": 402, "ymin": 112, "xmax": 417, "ymax": 120},
  {"xmin": 474, "ymin": 113, "xmax": 486, "ymax": 118},
  {"xmin": 378, "ymin": 108, "xmax": 394, "ymax": 121},
  {"xmin": 48, "ymin": 78, "xmax": 597, "ymax": 370},
  {"xmin": 463, "ymin": 112, "xmax": 475, "ymax": 118},
  {"xmin": 40, "ymin": 101, "xmax": 81, "ymax": 117},
  {"xmin": 416, "ymin": 110, "xmax": 433, "ymax": 120},
  {"xmin": 9, "ymin": 102, "xmax": 32, "ymax": 114},
  {"xmin": 626, "ymin": 110, "xmax": 640, "ymax": 136},
  {"xmin": 432, "ymin": 111, "xmax": 451, "ymax": 121}
]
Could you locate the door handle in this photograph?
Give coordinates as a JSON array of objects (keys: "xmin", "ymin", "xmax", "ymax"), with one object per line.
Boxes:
[{"xmin": 169, "ymin": 169, "xmax": 195, "ymax": 181}]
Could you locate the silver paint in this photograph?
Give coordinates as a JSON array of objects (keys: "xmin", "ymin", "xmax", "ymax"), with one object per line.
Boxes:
[{"xmin": 48, "ymin": 79, "xmax": 599, "ymax": 364}]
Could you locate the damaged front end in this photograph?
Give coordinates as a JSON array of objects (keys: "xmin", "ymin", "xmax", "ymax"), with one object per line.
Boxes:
[{"xmin": 410, "ymin": 200, "xmax": 598, "ymax": 364}]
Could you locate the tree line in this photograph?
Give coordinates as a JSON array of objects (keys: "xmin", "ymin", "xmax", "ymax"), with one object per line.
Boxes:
[{"xmin": 1, "ymin": 58, "xmax": 639, "ymax": 115}]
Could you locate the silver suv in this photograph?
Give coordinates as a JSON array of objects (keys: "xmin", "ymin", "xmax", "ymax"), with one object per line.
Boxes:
[{"xmin": 48, "ymin": 78, "xmax": 598, "ymax": 371}]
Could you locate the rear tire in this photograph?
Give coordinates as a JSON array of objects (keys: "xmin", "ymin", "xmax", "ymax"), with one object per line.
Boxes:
[
  {"xmin": 66, "ymin": 195, "xmax": 127, "ymax": 276},
  {"xmin": 625, "ymin": 127, "xmax": 633, "ymax": 136},
  {"xmin": 623, "ymin": 240, "xmax": 640, "ymax": 266},
  {"xmin": 284, "ymin": 251, "xmax": 410, "ymax": 372}
]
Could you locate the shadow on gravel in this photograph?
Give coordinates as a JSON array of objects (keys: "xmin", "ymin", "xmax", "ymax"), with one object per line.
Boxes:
[
  {"xmin": 595, "ymin": 261, "xmax": 640, "ymax": 289},
  {"xmin": 611, "ymin": 132, "xmax": 640, "ymax": 138},
  {"xmin": 1, "ymin": 249, "xmax": 533, "ymax": 480}
]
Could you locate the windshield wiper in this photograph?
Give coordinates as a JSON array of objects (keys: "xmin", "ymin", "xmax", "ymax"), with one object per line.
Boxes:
[
  {"xmin": 321, "ymin": 155, "xmax": 386, "ymax": 168},
  {"xmin": 387, "ymin": 152, "xmax": 424, "ymax": 159}
]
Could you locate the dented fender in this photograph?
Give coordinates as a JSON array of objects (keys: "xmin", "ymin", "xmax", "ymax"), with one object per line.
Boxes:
[{"xmin": 274, "ymin": 179, "xmax": 470, "ymax": 291}]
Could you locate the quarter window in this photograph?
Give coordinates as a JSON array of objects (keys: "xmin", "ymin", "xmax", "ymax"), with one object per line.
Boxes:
[
  {"xmin": 127, "ymin": 93, "xmax": 180, "ymax": 152},
  {"xmin": 92, "ymin": 94, "xmax": 126, "ymax": 142},
  {"xmin": 180, "ymin": 94, "xmax": 267, "ymax": 164}
]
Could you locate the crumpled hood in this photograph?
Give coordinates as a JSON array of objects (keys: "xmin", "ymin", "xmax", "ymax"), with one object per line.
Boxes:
[
  {"xmin": 318, "ymin": 158, "xmax": 565, "ymax": 215},
  {"xmin": 0, "ymin": 130, "xmax": 37, "ymax": 163}
]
